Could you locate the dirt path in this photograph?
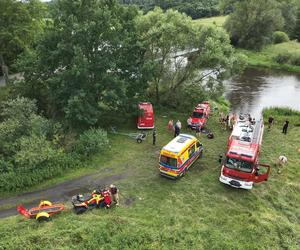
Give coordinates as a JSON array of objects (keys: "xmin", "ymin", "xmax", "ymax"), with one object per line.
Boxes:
[{"xmin": 0, "ymin": 171, "xmax": 131, "ymax": 219}]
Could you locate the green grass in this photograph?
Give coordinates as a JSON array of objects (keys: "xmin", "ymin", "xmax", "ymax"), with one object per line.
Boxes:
[
  {"xmin": 193, "ymin": 16, "xmax": 227, "ymax": 27},
  {"xmin": 239, "ymin": 41, "xmax": 300, "ymax": 73},
  {"xmin": 0, "ymin": 109, "xmax": 300, "ymax": 249},
  {"xmin": 194, "ymin": 15, "xmax": 300, "ymax": 73}
]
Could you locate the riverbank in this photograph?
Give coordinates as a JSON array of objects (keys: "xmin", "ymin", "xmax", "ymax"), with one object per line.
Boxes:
[
  {"xmin": 195, "ymin": 16, "xmax": 300, "ymax": 74},
  {"xmin": 0, "ymin": 108, "xmax": 299, "ymax": 249},
  {"xmin": 239, "ymin": 41, "xmax": 300, "ymax": 74}
]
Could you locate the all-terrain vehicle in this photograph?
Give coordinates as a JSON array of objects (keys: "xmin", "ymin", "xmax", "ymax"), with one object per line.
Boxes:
[{"xmin": 72, "ymin": 189, "xmax": 111, "ymax": 214}]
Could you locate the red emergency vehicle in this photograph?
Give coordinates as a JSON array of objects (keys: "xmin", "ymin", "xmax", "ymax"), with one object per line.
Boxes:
[
  {"xmin": 219, "ymin": 114, "xmax": 271, "ymax": 190},
  {"xmin": 189, "ymin": 101, "xmax": 210, "ymax": 131},
  {"xmin": 137, "ymin": 102, "xmax": 154, "ymax": 129}
]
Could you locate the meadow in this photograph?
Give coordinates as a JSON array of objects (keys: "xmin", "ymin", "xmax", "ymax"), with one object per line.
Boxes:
[
  {"xmin": 0, "ymin": 109, "xmax": 299, "ymax": 249},
  {"xmin": 195, "ymin": 16, "xmax": 300, "ymax": 74}
]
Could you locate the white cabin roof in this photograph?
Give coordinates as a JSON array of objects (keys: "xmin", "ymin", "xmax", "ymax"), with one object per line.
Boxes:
[{"xmin": 163, "ymin": 134, "xmax": 195, "ymax": 154}]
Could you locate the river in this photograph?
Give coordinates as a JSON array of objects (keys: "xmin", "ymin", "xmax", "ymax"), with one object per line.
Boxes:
[{"xmin": 225, "ymin": 68, "xmax": 300, "ymax": 118}]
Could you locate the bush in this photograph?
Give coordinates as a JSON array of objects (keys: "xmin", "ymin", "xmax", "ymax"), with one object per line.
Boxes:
[
  {"xmin": 73, "ymin": 128, "xmax": 109, "ymax": 157},
  {"xmin": 273, "ymin": 31, "xmax": 289, "ymax": 44},
  {"xmin": 274, "ymin": 53, "xmax": 292, "ymax": 64},
  {"xmin": 290, "ymin": 53, "xmax": 300, "ymax": 66}
]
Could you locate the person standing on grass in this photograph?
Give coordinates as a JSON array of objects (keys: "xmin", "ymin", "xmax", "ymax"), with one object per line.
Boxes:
[
  {"xmin": 168, "ymin": 120, "xmax": 174, "ymax": 131},
  {"xmin": 152, "ymin": 128, "xmax": 156, "ymax": 145},
  {"xmin": 187, "ymin": 117, "xmax": 192, "ymax": 129},
  {"xmin": 174, "ymin": 124, "xmax": 180, "ymax": 137},
  {"xmin": 109, "ymin": 184, "xmax": 119, "ymax": 206},
  {"xmin": 268, "ymin": 116, "xmax": 274, "ymax": 130},
  {"xmin": 282, "ymin": 120, "xmax": 289, "ymax": 134},
  {"xmin": 176, "ymin": 120, "xmax": 182, "ymax": 130}
]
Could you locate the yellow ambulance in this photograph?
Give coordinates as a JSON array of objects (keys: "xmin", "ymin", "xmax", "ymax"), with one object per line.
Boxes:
[{"xmin": 159, "ymin": 134, "xmax": 203, "ymax": 179}]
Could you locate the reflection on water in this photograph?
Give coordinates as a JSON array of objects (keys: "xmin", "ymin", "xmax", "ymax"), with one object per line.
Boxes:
[{"xmin": 225, "ymin": 68, "xmax": 300, "ymax": 118}]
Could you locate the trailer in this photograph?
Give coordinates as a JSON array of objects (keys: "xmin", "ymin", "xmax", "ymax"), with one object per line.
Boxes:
[{"xmin": 17, "ymin": 201, "xmax": 64, "ymax": 222}]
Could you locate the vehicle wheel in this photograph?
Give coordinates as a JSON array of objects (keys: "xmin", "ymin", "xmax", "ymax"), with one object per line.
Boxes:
[
  {"xmin": 137, "ymin": 138, "xmax": 142, "ymax": 143},
  {"xmin": 74, "ymin": 206, "xmax": 87, "ymax": 214},
  {"xmin": 39, "ymin": 200, "xmax": 52, "ymax": 208},
  {"xmin": 36, "ymin": 212, "xmax": 50, "ymax": 222},
  {"xmin": 199, "ymin": 150, "xmax": 203, "ymax": 158}
]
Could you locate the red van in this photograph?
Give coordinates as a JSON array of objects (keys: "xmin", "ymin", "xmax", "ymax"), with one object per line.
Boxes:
[{"xmin": 137, "ymin": 102, "xmax": 154, "ymax": 129}]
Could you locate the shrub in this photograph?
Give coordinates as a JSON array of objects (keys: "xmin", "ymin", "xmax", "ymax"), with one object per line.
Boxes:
[
  {"xmin": 273, "ymin": 31, "xmax": 289, "ymax": 44},
  {"xmin": 290, "ymin": 53, "xmax": 300, "ymax": 66},
  {"xmin": 73, "ymin": 128, "xmax": 109, "ymax": 157},
  {"xmin": 274, "ymin": 53, "xmax": 292, "ymax": 64}
]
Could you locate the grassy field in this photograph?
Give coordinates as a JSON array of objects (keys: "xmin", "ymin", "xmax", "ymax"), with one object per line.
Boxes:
[
  {"xmin": 194, "ymin": 15, "xmax": 300, "ymax": 73},
  {"xmin": 193, "ymin": 16, "xmax": 227, "ymax": 27},
  {"xmin": 239, "ymin": 41, "xmax": 300, "ymax": 73},
  {"xmin": 0, "ymin": 109, "xmax": 299, "ymax": 249}
]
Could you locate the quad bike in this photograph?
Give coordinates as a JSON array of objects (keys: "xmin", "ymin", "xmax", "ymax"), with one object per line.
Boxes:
[
  {"xmin": 17, "ymin": 201, "xmax": 64, "ymax": 222},
  {"xmin": 72, "ymin": 189, "xmax": 111, "ymax": 214}
]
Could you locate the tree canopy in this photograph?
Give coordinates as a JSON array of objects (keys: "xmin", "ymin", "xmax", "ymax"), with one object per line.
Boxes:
[
  {"xmin": 120, "ymin": 0, "xmax": 220, "ymax": 19},
  {"xmin": 0, "ymin": 0, "xmax": 46, "ymax": 68},
  {"xmin": 223, "ymin": 0, "xmax": 299, "ymax": 50},
  {"xmin": 17, "ymin": 0, "xmax": 152, "ymax": 127}
]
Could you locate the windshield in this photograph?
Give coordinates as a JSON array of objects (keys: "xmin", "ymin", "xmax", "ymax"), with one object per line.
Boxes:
[
  {"xmin": 160, "ymin": 155, "xmax": 177, "ymax": 168},
  {"xmin": 192, "ymin": 112, "xmax": 204, "ymax": 118},
  {"xmin": 225, "ymin": 157, "xmax": 253, "ymax": 173}
]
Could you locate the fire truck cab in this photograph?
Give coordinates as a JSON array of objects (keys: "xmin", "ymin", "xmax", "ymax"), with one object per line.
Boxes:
[
  {"xmin": 219, "ymin": 115, "xmax": 271, "ymax": 190},
  {"xmin": 189, "ymin": 101, "xmax": 210, "ymax": 131}
]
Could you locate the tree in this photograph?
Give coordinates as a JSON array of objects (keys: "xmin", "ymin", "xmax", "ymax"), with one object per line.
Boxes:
[
  {"xmin": 295, "ymin": 6, "xmax": 300, "ymax": 42},
  {"xmin": 136, "ymin": 7, "xmax": 237, "ymax": 104},
  {"xmin": 17, "ymin": 0, "xmax": 152, "ymax": 128},
  {"xmin": 0, "ymin": 0, "xmax": 46, "ymax": 68},
  {"xmin": 277, "ymin": 0, "xmax": 298, "ymax": 37},
  {"xmin": 224, "ymin": 0, "xmax": 284, "ymax": 50}
]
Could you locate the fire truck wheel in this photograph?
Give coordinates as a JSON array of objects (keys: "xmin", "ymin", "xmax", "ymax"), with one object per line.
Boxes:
[{"xmin": 74, "ymin": 206, "xmax": 88, "ymax": 214}]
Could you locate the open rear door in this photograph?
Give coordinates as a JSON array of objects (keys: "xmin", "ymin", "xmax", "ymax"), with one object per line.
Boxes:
[{"xmin": 253, "ymin": 163, "xmax": 271, "ymax": 183}]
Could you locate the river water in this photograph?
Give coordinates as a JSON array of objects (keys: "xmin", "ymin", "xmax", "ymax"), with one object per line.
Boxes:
[{"xmin": 225, "ymin": 68, "xmax": 300, "ymax": 118}]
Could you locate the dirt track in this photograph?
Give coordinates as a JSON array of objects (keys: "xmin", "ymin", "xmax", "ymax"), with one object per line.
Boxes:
[{"xmin": 0, "ymin": 171, "xmax": 131, "ymax": 219}]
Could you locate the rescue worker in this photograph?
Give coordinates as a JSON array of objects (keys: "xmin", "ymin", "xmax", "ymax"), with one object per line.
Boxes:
[
  {"xmin": 109, "ymin": 184, "xmax": 119, "ymax": 206},
  {"xmin": 282, "ymin": 120, "xmax": 289, "ymax": 134},
  {"xmin": 268, "ymin": 116, "xmax": 274, "ymax": 130},
  {"xmin": 176, "ymin": 120, "xmax": 182, "ymax": 130},
  {"xmin": 152, "ymin": 128, "xmax": 156, "ymax": 145},
  {"xmin": 174, "ymin": 124, "xmax": 180, "ymax": 137},
  {"xmin": 100, "ymin": 187, "xmax": 111, "ymax": 208},
  {"xmin": 187, "ymin": 117, "xmax": 192, "ymax": 129}
]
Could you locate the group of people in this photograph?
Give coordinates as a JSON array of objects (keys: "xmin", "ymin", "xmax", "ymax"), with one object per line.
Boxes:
[
  {"xmin": 219, "ymin": 112, "xmax": 238, "ymax": 130},
  {"xmin": 92, "ymin": 184, "xmax": 119, "ymax": 207},
  {"xmin": 168, "ymin": 119, "xmax": 182, "ymax": 137},
  {"xmin": 268, "ymin": 116, "xmax": 289, "ymax": 134}
]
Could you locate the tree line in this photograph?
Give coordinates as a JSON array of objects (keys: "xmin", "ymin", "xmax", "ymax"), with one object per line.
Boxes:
[{"xmin": 120, "ymin": 0, "xmax": 221, "ymax": 19}]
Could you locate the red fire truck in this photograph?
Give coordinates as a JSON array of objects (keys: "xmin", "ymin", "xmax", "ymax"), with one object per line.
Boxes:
[
  {"xmin": 137, "ymin": 102, "xmax": 154, "ymax": 129},
  {"xmin": 189, "ymin": 101, "xmax": 210, "ymax": 131},
  {"xmin": 219, "ymin": 115, "xmax": 271, "ymax": 190}
]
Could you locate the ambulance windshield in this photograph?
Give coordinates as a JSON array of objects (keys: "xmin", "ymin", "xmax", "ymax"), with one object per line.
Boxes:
[
  {"xmin": 160, "ymin": 155, "xmax": 177, "ymax": 168},
  {"xmin": 225, "ymin": 157, "xmax": 253, "ymax": 173},
  {"xmin": 192, "ymin": 112, "xmax": 204, "ymax": 118}
]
